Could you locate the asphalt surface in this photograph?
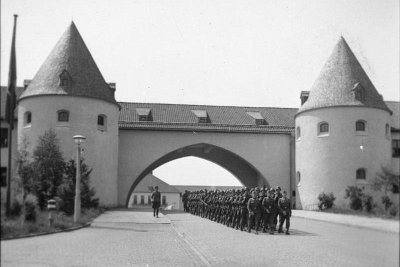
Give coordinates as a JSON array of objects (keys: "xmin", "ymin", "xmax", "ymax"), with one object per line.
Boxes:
[{"xmin": 1, "ymin": 209, "xmax": 399, "ymax": 267}]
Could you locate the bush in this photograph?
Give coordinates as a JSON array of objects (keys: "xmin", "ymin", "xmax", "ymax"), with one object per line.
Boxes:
[
  {"xmin": 389, "ymin": 205, "xmax": 398, "ymax": 216},
  {"xmin": 345, "ymin": 186, "xmax": 364, "ymax": 210},
  {"xmin": 24, "ymin": 194, "xmax": 38, "ymax": 222},
  {"xmin": 362, "ymin": 194, "xmax": 375, "ymax": 213},
  {"xmin": 381, "ymin": 196, "xmax": 393, "ymax": 211},
  {"xmin": 318, "ymin": 192, "xmax": 335, "ymax": 210},
  {"xmin": 10, "ymin": 199, "xmax": 23, "ymax": 217}
]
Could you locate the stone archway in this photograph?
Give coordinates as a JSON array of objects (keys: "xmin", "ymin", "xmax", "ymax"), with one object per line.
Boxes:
[{"xmin": 125, "ymin": 143, "xmax": 269, "ymax": 206}]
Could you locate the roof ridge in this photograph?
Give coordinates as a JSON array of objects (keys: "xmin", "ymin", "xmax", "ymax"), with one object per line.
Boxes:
[{"xmin": 118, "ymin": 101, "xmax": 298, "ymax": 110}]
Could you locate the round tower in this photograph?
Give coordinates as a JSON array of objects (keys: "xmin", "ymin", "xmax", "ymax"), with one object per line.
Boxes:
[
  {"xmin": 17, "ymin": 22, "xmax": 120, "ymax": 206},
  {"xmin": 295, "ymin": 37, "xmax": 392, "ymax": 209}
]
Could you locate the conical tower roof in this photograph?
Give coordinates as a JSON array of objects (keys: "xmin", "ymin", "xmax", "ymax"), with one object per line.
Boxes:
[
  {"xmin": 297, "ymin": 37, "xmax": 391, "ymax": 115},
  {"xmin": 19, "ymin": 22, "xmax": 117, "ymax": 104}
]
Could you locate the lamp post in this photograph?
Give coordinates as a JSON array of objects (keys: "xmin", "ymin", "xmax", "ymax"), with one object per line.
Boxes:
[{"xmin": 73, "ymin": 135, "xmax": 86, "ymax": 223}]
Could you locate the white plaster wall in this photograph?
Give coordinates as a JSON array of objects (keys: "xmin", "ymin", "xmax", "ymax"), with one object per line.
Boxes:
[
  {"xmin": 296, "ymin": 107, "xmax": 392, "ymax": 209},
  {"xmin": 118, "ymin": 131, "xmax": 292, "ymax": 206},
  {"xmin": 17, "ymin": 96, "xmax": 119, "ymax": 206}
]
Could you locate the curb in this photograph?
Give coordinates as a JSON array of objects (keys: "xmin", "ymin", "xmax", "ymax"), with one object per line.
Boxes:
[
  {"xmin": 292, "ymin": 214, "xmax": 399, "ymax": 234},
  {"xmin": 1, "ymin": 222, "xmax": 92, "ymax": 241}
]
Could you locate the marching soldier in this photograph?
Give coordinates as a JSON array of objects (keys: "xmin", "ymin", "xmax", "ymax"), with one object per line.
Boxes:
[
  {"xmin": 273, "ymin": 186, "xmax": 282, "ymax": 230},
  {"xmin": 262, "ymin": 190, "xmax": 276, "ymax": 234},
  {"xmin": 278, "ymin": 190, "xmax": 291, "ymax": 235},
  {"xmin": 247, "ymin": 189, "xmax": 262, "ymax": 234}
]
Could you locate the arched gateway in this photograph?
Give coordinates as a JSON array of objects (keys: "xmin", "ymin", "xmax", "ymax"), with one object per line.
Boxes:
[
  {"xmin": 125, "ymin": 143, "xmax": 269, "ymax": 206},
  {"xmin": 117, "ymin": 102, "xmax": 297, "ymax": 207}
]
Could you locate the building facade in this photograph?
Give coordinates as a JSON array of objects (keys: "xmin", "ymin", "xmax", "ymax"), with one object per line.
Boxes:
[{"xmin": 1, "ymin": 23, "xmax": 398, "ymax": 210}]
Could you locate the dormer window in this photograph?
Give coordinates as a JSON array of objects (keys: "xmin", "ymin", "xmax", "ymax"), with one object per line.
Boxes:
[
  {"xmin": 136, "ymin": 108, "xmax": 153, "ymax": 122},
  {"xmin": 300, "ymin": 91, "xmax": 310, "ymax": 106},
  {"xmin": 59, "ymin": 70, "xmax": 72, "ymax": 87},
  {"xmin": 57, "ymin": 110, "xmax": 69, "ymax": 122},
  {"xmin": 352, "ymin": 82, "xmax": 365, "ymax": 103},
  {"xmin": 246, "ymin": 112, "xmax": 267, "ymax": 125},
  {"xmin": 191, "ymin": 110, "xmax": 210, "ymax": 123}
]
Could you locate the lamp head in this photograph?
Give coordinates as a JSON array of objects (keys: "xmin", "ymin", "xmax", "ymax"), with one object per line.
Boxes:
[{"xmin": 73, "ymin": 135, "xmax": 86, "ymax": 144}]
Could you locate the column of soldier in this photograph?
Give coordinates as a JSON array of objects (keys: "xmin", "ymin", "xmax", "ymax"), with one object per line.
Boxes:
[{"xmin": 182, "ymin": 186, "xmax": 291, "ymax": 235}]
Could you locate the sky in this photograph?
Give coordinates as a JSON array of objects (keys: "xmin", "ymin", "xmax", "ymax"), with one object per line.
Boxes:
[{"xmin": 1, "ymin": 0, "xmax": 399, "ymax": 186}]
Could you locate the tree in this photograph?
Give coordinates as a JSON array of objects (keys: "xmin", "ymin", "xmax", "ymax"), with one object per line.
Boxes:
[
  {"xmin": 344, "ymin": 186, "xmax": 363, "ymax": 210},
  {"xmin": 31, "ymin": 129, "xmax": 65, "ymax": 210},
  {"xmin": 16, "ymin": 136, "xmax": 34, "ymax": 198},
  {"xmin": 373, "ymin": 166, "xmax": 400, "ymax": 211},
  {"xmin": 57, "ymin": 159, "xmax": 99, "ymax": 215}
]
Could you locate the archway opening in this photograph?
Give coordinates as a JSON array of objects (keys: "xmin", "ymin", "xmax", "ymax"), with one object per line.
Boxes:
[{"xmin": 125, "ymin": 143, "xmax": 269, "ymax": 207}]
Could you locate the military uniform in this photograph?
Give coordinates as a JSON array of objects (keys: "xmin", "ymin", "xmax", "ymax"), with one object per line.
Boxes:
[
  {"xmin": 262, "ymin": 193, "xmax": 276, "ymax": 234},
  {"xmin": 247, "ymin": 194, "xmax": 262, "ymax": 234},
  {"xmin": 278, "ymin": 194, "xmax": 291, "ymax": 234}
]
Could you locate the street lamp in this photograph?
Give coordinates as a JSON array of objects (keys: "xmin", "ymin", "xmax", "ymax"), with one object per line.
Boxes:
[{"xmin": 73, "ymin": 135, "xmax": 86, "ymax": 223}]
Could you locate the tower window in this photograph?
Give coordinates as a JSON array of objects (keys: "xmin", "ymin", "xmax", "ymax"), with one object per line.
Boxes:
[
  {"xmin": 352, "ymin": 82, "xmax": 365, "ymax": 103},
  {"xmin": 392, "ymin": 140, "xmax": 400, "ymax": 158},
  {"xmin": 97, "ymin": 115, "xmax": 107, "ymax": 131},
  {"xmin": 356, "ymin": 120, "xmax": 366, "ymax": 131},
  {"xmin": 296, "ymin": 171, "xmax": 301, "ymax": 186},
  {"xmin": 24, "ymin": 111, "xmax": 32, "ymax": 126},
  {"xmin": 356, "ymin": 168, "xmax": 366, "ymax": 180},
  {"xmin": 318, "ymin": 122, "xmax": 329, "ymax": 135},
  {"xmin": 57, "ymin": 110, "xmax": 69, "ymax": 122},
  {"xmin": 385, "ymin": 124, "xmax": 390, "ymax": 139},
  {"xmin": 296, "ymin": 126, "xmax": 301, "ymax": 139}
]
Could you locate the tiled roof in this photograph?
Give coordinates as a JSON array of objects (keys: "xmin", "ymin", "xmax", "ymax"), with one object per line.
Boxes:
[
  {"xmin": 118, "ymin": 102, "xmax": 297, "ymax": 133},
  {"xmin": 386, "ymin": 101, "xmax": 400, "ymax": 130},
  {"xmin": 298, "ymin": 37, "xmax": 391, "ymax": 115},
  {"xmin": 18, "ymin": 22, "xmax": 117, "ymax": 105},
  {"xmin": 134, "ymin": 173, "xmax": 181, "ymax": 193}
]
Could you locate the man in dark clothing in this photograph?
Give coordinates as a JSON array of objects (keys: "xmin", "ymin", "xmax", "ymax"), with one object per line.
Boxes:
[
  {"xmin": 182, "ymin": 190, "xmax": 189, "ymax": 212},
  {"xmin": 247, "ymin": 190, "xmax": 262, "ymax": 234},
  {"xmin": 262, "ymin": 190, "xmax": 277, "ymax": 234},
  {"xmin": 274, "ymin": 186, "xmax": 283, "ymax": 229},
  {"xmin": 239, "ymin": 191, "xmax": 250, "ymax": 231},
  {"xmin": 151, "ymin": 186, "xmax": 161, "ymax": 218},
  {"xmin": 278, "ymin": 190, "xmax": 292, "ymax": 235}
]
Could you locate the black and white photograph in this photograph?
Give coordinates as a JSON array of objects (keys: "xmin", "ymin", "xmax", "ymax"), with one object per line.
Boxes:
[{"xmin": 1, "ymin": 0, "xmax": 399, "ymax": 266}]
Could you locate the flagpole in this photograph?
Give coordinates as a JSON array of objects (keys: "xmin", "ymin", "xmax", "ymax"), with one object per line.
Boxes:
[{"xmin": 6, "ymin": 14, "xmax": 18, "ymax": 217}]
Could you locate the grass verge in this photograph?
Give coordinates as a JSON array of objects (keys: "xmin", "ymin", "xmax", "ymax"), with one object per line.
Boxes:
[{"xmin": 1, "ymin": 208, "xmax": 104, "ymax": 239}]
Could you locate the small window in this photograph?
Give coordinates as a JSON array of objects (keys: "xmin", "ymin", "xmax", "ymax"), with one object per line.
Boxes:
[
  {"xmin": 385, "ymin": 124, "xmax": 390, "ymax": 139},
  {"xmin": 162, "ymin": 195, "xmax": 166, "ymax": 205},
  {"xmin": 356, "ymin": 121, "xmax": 366, "ymax": 131},
  {"xmin": 292, "ymin": 190, "xmax": 296, "ymax": 197},
  {"xmin": 59, "ymin": 70, "xmax": 72, "ymax": 87},
  {"xmin": 392, "ymin": 140, "xmax": 400, "ymax": 158},
  {"xmin": 140, "ymin": 195, "xmax": 145, "ymax": 205},
  {"xmin": 318, "ymin": 122, "xmax": 329, "ymax": 135},
  {"xmin": 296, "ymin": 171, "xmax": 301, "ymax": 186},
  {"xmin": 133, "ymin": 195, "xmax": 137, "ymax": 205},
  {"xmin": 296, "ymin": 126, "xmax": 301, "ymax": 139},
  {"xmin": 24, "ymin": 111, "xmax": 32, "ymax": 126},
  {"xmin": 57, "ymin": 110, "xmax": 69, "ymax": 122},
  {"xmin": 97, "ymin": 115, "xmax": 107, "ymax": 131},
  {"xmin": 1, "ymin": 167, "xmax": 7, "ymax": 187},
  {"xmin": 356, "ymin": 168, "xmax": 366, "ymax": 180},
  {"xmin": 1, "ymin": 128, "xmax": 8, "ymax": 148}
]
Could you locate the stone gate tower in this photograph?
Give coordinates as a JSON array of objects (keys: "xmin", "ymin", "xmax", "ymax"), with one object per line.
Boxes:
[
  {"xmin": 295, "ymin": 37, "xmax": 392, "ymax": 209},
  {"xmin": 17, "ymin": 22, "xmax": 120, "ymax": 206}
]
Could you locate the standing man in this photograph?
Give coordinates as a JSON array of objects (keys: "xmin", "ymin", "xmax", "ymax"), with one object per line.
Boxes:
[
  {"xmin": 151, "ymin": 186, "xmax": 161, "ymax": 218},
  {"xmin": 278, "ymin": 190, "xmax": 292, "ymax": 235},
  {"xmin": 273, "ymin": 186, "xmax": 282, "ymax": 230}
]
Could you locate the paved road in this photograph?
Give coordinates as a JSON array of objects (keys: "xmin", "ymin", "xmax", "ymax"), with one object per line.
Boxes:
[{"xmin": 1, "ymin": 209, "xmax": 398, "ymax": 267}]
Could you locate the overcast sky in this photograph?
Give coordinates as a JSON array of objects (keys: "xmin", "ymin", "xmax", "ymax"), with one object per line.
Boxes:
[{"xmin": 1, "ymin": 0, "xmax": 399, "ymax": 186}]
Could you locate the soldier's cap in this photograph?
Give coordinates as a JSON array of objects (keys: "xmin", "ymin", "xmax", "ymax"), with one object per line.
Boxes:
[
  {"xmin": 282, "ymin": 190, "xmax": 287, "ymax": 194},
  {"xmin": 270, "ymin": 188, "xmax": 276, "ymax": 192},
  {"xmin": 276, "ymin": 186, "xmax": 281, "ymax": 190}
]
